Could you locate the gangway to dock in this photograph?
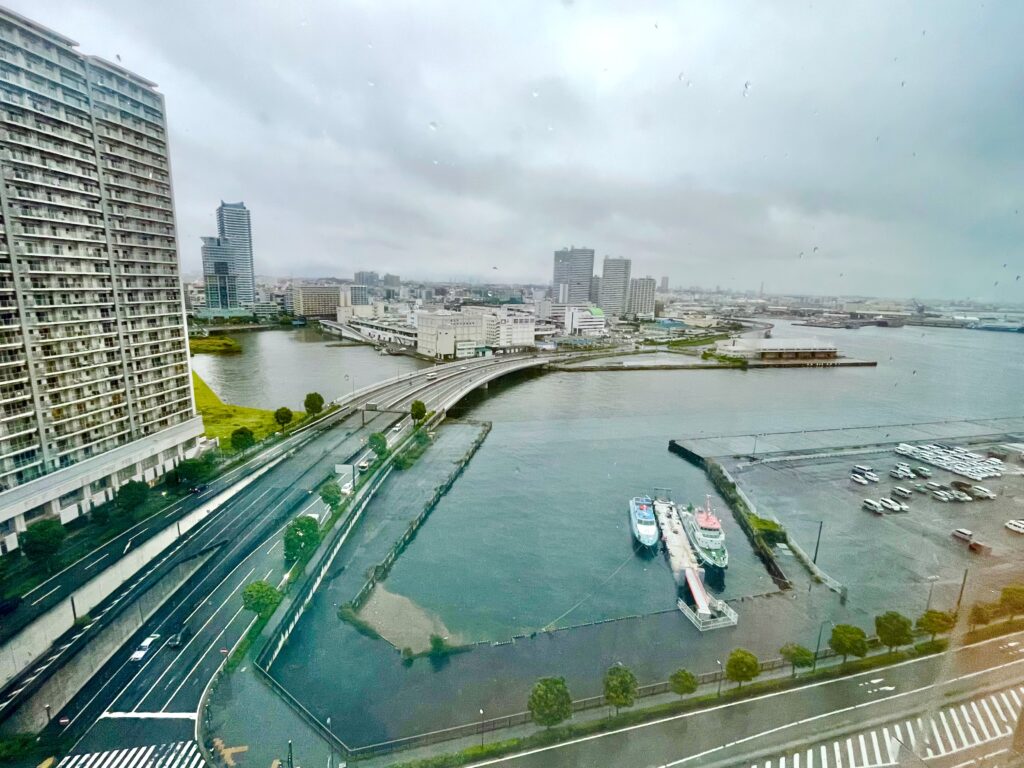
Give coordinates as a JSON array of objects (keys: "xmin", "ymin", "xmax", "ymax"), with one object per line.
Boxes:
[{"xmin": 652, "ymin": 498, "xmax": 738, "ymax": 631}]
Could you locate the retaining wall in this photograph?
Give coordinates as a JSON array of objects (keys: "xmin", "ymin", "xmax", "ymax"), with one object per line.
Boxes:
[{"xmin": 1, "ymin": 549, "xmax": 215, "ymax": 735}]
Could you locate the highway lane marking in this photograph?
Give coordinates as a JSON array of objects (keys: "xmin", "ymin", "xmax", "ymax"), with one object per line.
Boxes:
[
  {"xmin": 129, "ymin": 565, "xmax": 257, "ymax": 712},
  {"xmin": 30, "ymin": 585, "xmax": 61, "ymax": 606},
  {"xmin": 84, "ymin": 553, "xmax": 110, "ymax": 571},
  {"xmin": 159, "ymin": 604, "xmax": 247, "ymax": 711},
  {"xmin": 461, "ymin": 649, "xmax": 1024, "ymax": 768},
  {"xmin": 101, "ymin": 711, "xmax": 197, "ymax": 719}
]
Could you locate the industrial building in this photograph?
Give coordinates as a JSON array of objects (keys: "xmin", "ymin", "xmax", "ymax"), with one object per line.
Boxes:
[{"xmin": 715, "ymin": 338, "xmax": 838, "ymax": 360}]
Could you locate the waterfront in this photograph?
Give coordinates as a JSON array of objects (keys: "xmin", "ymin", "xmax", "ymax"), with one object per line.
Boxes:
[{"xmin": 188, "ymin": 327, "xmax": 428, "ymax": 409}]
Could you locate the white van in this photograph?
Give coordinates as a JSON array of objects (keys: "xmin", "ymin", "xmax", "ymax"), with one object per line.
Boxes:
[
  {"xmin": 852, "ymin": 465, "xmax": 873, "ymax": 474},
  {"xmin": 862, "ymin": 499, "xmax": 883, "ymax": 514}
]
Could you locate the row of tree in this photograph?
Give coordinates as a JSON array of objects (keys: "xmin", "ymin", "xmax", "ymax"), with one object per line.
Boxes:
[
  {"xmin": 229, "ymin": 392, "xmax": 326, "ymax": 453},
  {"xmin": 525, "ymin": 602, "xmax": 993, "ymax": 729}
]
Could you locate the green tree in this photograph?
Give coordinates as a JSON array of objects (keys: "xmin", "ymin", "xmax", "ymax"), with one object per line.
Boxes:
[
  {"xmin": 603, "ymin": 664, "xmax": 638, "ymax": 714},
  {"xmin": 283, "ymin": 516, "xmax": 321, "ymax": 563},
  {"xmin": 230, "ymin": 426, "xmax": 256, "ymax": 452},
  {"xmin": 875, "ymin": 611, "xmax": 914, "ymax": 653},
  {"xmin": 304, "ymin": 392, "xmax": 325, "ymax": 416},
  {"xmin": 274, "ymin": 407, "xmax": 294, "ymax": 428},
  {"xmin": 20, "ymin": 519, "xmax": 66, "ymax": 573},
  {"xmin": 829, "ymin": 624, "xmax": 868, "ymax": 663},
  {"xmin": 175, "ymin": 458, "xmax": 209, "ymax": 486},
  {"xmin": 115, "ymin": 480, "xmax": 149, "ymax": 514},
  {"xmin": 668, "ymin": 668, "xmax": 698, "ymax": 697},
  {"xmin": 916, "ymin": 609, "xmax": 955, "ymax": 641},
  {"xmin": 410, "ymin": 400, "xmax": 427, "ymax": 422},
  {"xmin": 969, "ymin": 602, "xmax": 992, "ymax": 630},
  {"xmin": 368, "ymin": 432, "xmax": 388, "ymax": 458},
  {"xmin": 999, "ymin": 585, "xmax": 1024, "ymax": 619},
  {"xmin": 241, "ymin": 580, "xmax": 282, "ymax": 618},
  {"xmin": 527, "ymin": 677, "xmax": 573, "ymax": 727},
  {"xmin": 779, "ymin": 642, "xmax": 815, "ymax": 677},
  {"xmin": 725, "ymin": 648, "xmax": 760, "ymax": 688},
  {"xmin": 320, "ymin": 481, "xmax": 342, "ymax": 509}
]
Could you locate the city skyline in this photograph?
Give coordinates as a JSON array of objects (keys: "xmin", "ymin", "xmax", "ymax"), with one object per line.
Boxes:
[{"xmin": 7, "ymin": 1, "xmax": 1023, "ymax": 302}]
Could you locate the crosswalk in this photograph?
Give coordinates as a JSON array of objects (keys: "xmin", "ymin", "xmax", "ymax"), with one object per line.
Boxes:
[
  {"xmin": 57, "ymin": 740, "xmax": 207, "ymax": 768},
  {"xmin": 749, "ymin": 685, "xmax": 1023, "ymax": 768}
]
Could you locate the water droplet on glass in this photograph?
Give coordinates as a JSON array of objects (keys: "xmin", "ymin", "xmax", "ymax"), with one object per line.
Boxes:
[
  {"xmin": 428, "ymin": 121, "xmax": 438, "ymax": 131},
  {"xmin": 432, "ymin": 159, "xmax": 439, "ymax": 165},
  {"xmin": 367, "ymin": 42, "xmax": 374, "ymax": 49},
  {"xmin": 742, "ymin": 80, "xmax": 752, "ymax": 96},
  {"xmin": 900, "ymin": 80, "xmax": 906, "ymax": 87},
  {"xmin": 546, "ymin": 124, "xmax": 554, "ymax": 132},
  {"xmin": 367, "ymin": 80, "xmax": 375, "ymax": 87},
  {"xmin": 812, "ymin": 246, "xmax": 819, "ymax": 253},
  {"xmin": 912, "ymin": 370, "xmax": 917, "ymax": 375},
  {"xmin": 531, "ymin": 90, "xmax": 539, "ymax": 98}
]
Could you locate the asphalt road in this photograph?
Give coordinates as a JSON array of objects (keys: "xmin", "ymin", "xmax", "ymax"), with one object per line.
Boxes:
[
  {"xmin": 450, "ymin": 634, "xmax": 1024, "ymax": 768},
  {"xmin": 42, "ymin": 353, "xmax": 561, "ymax": 759}
]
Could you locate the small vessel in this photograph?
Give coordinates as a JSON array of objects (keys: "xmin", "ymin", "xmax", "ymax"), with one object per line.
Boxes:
[
  {"xmin": 681, "ymin": 496, "xmax": 729, "ymax": 569},
  {"xmin": 629, "ymin": 496, "xmax": 659, "ymax": 548}
]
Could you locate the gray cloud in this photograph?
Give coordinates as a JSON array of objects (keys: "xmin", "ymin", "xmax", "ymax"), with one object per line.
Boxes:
[{"xmin": 15, "ymin": 0, "xmax": 1024, "ymax": 300}]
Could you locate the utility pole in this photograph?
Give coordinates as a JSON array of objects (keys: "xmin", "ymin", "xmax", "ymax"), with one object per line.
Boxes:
[
  {"xmin": 812, "ymin": 521, "xmax": 823, "ymax": 564},
  {"xmin": 955, "ymin": 568, "xmax": 969, "ymax": 613},
  {"xmin": 287, "ymin": 740, "xmax": 294, "ymax": 768}
]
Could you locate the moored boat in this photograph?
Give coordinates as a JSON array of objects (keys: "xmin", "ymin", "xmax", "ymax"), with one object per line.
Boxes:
[
  {"xmin": 629, "ymin": 496, "xmax": 659, "ymax": 548},
  {"xmin": 681, "ymin": 495, "xmax": 729, "ymax": 569}
]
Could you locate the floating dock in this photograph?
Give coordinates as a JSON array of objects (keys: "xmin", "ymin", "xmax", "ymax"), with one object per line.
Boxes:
[{"xmin": 652, "ymin": 498, "xmax": 738, "ymax": 631}]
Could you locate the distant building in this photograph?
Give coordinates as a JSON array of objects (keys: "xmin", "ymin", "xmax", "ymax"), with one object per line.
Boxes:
[
  {"xmin": 660, "ymin": 276, "xmax": 670, "ymax": 293},
  {"xmin": 552, "ymin": 247, "xmax": 594, "ymax": 305},
  {"xmin": 383, "ymin": 273, "xmax": 401, "ymax": 288},
  {"xmin": 416, "ymin": 310, "xmax": 486, "ymax": 359},
  {"xmin": 628, "ymin": 277, "xmax": 657, "ymax": 318},
  {"xmin": 202, "ymin": 202, "xmax": 255, "ymax": 310},
  {"xmin": 599, "ymin": 257, "xmax": 631, "ymax": 316},
  {"xmin": 566, "ymin": 306, "xmax": 607, "ymax": 336},
  {"xmin": 343, "ymin": 285, "xmax": 371, "ymax": 306},
  {"xmin": 355, "ymin": 270, "xmax": 380, "ymax": 287},
  {"xmin": 714, "ymin": 338, "xmax": 838, "ymax": 360},
  {"xmin": 462, "ymin": 307, "xmax": 536, "ymax": 351},
  {"xmin": 589, "ymin": 275, "xmax": 602, "ymax": 303},
  {"xmin": 290, "ymin": 285, "xmax": 341, "ymax": 318}
]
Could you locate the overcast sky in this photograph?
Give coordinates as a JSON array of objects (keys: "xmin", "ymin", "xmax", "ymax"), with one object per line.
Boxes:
[{"xmin": 15, "ymin": 0, "xmax": 1024, "ymax": 300}]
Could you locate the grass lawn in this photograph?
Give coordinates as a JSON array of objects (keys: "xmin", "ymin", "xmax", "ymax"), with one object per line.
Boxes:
[
  {"xmin": 191, "ymin": 372, "xmax": 279, "ymax": 448},
  {"xmin": 189, "ymin": 336, "xmax": 242, "ymax": 354}
]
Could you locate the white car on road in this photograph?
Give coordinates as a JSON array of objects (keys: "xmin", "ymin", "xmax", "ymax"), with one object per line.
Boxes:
[{"xmin": 130, "ymin": 634, "xmax": 160, "ymax": 662}]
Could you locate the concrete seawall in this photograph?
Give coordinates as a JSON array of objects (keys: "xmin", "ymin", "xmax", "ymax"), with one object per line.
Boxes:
[{"xmin": 1, "ymin": 548, "xmax": 216, "ymax": 735}]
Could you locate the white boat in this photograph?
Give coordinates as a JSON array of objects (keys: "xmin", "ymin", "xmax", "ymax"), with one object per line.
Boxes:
[
  {"xmin": 681, "ymin": 496, "xmax": 729, "ymax": 569},
  {"xmin": 629, "ymin": 496, "xmax": 659, "ymax": 548}
]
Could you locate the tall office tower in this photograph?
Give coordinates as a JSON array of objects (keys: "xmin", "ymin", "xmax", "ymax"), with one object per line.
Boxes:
[
  {"xmin": 200, "ymin": 201, "xmax": 254, "ymax": 310},
  {"xmin": 354, "ymin": 270, "xmax": 379, "ymax": 287},
  {"xmin": 589, "ymin": 275, "xmax": 601, "ymax": 303},
  {"xmin": 659, "ymin": 276, "xmax": 669, "ymax": 293},
  {"xmin": 627, "ymin": 277, "xmax": 657, "ymax": 317},
  {"xmin": 552, "ymin": 246, "xmax": 594, "ymax": 305},
  {"xmin": 598, "ymin": 256, "xmax": 632, "ymax": 316},
  {"xmin": 0, "ymin": 8, "xmax": 203, "ymax": 551}
]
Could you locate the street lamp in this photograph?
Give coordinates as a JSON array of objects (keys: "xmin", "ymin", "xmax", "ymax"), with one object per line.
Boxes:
[
  {"xmin": 926, "ymin": 575, "xmax": 940, "ymax": 611},
  {"xmin": 812, "ymin": 619, "xmax": 834, "ymax": 672},
  {"xmin": 715, "ymin": 660, "xmax": 723, "ymax": 697}
]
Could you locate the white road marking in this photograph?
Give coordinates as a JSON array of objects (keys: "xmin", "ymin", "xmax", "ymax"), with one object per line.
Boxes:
[
  {"xmin": 57, "ymin": 741, "xmax": 205, "ymax": 768},
  {"xmin": 31, "ymin": 585, "xmax": 61, "ymax": 605}
]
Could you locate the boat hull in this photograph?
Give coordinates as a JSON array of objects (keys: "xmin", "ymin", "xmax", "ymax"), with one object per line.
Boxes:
[{"xmin": 681, "ymin": 514, "xmax": 728, "ymax": 569}]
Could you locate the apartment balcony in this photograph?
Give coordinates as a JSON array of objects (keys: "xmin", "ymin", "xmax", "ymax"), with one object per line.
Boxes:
[
  {"xmin": 94, "ymin": 113, "xmax": 165, "ymax": 145},
  {"xmin": 0, "ymin": 87, "xmax": 90, "ymax": 129},
  {"xmin": 0, "ymin": 66, "xmax": 90, "ymax": 112},
  {"xmin": 0, "ymin": 435, "xmax": 40, "ymax": 461},
  {"xmin": 102, "ymin": 158, "xmax": 170, "ymax": 186},
  {"xmin": 7, "ymin": 188, "xmax": 101, "ymax": 214},
  {"xmin": 105, "ymin": 190, "xmax": 171, "ymax": 212},
  {"xmin": 53, "ymin": 423, "xmax": 130, "ymax": 458},
  {"xmin": 3, "ymin": 129, "xmax": 95, "ymax": 164},
  {"xmin": 0, "ymin": 110, "xmax": 94, "ymax": 149},
  {"xmin": 107, "ymin": 208, "xmax": 174, "ymax": 227},
  {"xmin": 5, "ymin": 168, "xmax": 101, "ymax": 197},
  {"xmin": 94, "ymin": 125, "xmax": 167, "ymax": 159},
  {"xmin": 0, "ymin": 351, "xmax": 25, "ymax": 367},
  {"xmin": 0, "ymin": 452, "xmax": 43, "ymax": 476},
  {"xmin": 102, "ymin": 173, "xmax": 171, "ymax": 200},
  {"xmin": 12, "ymin": 206, "xmax": 105, "ymax": 228},
  {"xmin": 0, "ymin": 417, "xmax": 37, "ymax": 441},
  {"xmin": 4, "ymin": 148, "xmax": 98, "ymax": 182}
]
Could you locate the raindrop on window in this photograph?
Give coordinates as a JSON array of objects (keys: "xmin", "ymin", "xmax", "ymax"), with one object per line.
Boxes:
[
  {"xmin": 531, "ymin": 90, "xmax": 539, "ymax": 98},
  {"xmin": 742, "ymin": 80, "xmax": 752, "ymax": 96},
  {"xmin": 367, "ymin": 80, "xmax": 375, "ymax": 87},
  {"xmin": 812, "ymin": 246, "xmax": 819, "ymax": 253},
  {"xmin": 428, "ymin": 121, "xmax": 438, "ymax": 131}
]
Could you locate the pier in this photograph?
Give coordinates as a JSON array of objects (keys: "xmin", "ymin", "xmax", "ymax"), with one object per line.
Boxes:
[{"xmin": 652, "ymin": 498, "xmax": 738, "ymax": 631}]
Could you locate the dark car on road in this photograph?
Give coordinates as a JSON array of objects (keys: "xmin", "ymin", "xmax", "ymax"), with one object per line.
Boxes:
[{"xmin": 167, "ymin": 625, "xmax": 192, "ymax": 649}]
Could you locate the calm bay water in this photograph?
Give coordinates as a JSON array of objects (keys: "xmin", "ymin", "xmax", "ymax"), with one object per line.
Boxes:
[
  {"xmin": 188, "ymin": 328, "xmax": 428, "ymax": 408},
  {"xmin": 195, "ymin": 322, "xmax": 1024, "ymax": 641}
]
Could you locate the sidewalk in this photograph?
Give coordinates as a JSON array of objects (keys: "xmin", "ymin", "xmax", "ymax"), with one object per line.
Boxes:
[{"xmin": 206, "ymin": 623, "xmax": 901, "ymax": 768}]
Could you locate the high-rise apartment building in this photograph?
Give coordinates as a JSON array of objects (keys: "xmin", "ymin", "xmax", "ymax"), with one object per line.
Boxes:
[
  {"xmin": 627, "ymin": 277, "xmax": 657, "ymax": 318},
  {"xmin": 598, "ymin": 256, "xmax": 631, "ymax": 316},
  {"xmin": 354, "ymin": 270, "xmax": 379, "ymax": 287},
  {"xmin": 290, "ymin": 284, "xmax": 341, "ymax": 318},
  {"xmin": 659, "ymin": 276, "xmax": 669, "ymax": 293},
  {"xmin": 552, "ymin": 247, "xmax": 594, "ymax": 305},
  {"xmin": 201, "ymin": 201, "xmax": 254, "ymax": 311},
  {"xmin": 589, "ymin": 275, "xmax": 601, "ymax": 303},
  {"xmin": 0, "ymin": 8, "xmax": 203, "ymax": 550}
]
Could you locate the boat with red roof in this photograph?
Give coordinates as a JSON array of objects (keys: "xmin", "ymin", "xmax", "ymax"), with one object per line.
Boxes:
[{"xmin": 681, "ymin": 495, "xmax": 729, "ymax": 569}]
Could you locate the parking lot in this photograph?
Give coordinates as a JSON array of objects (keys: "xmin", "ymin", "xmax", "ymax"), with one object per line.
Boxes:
[{"xmin": 721, "ymin": 441, "xmax": 1024, "ymax": 619}]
